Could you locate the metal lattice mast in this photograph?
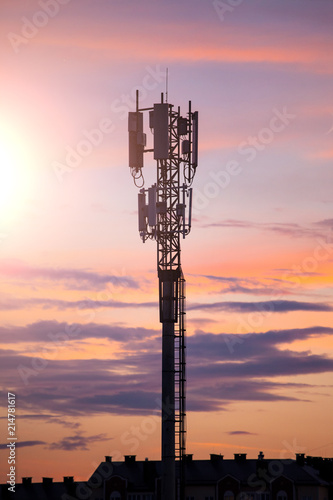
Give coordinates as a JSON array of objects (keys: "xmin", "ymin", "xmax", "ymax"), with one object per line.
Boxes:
[
  {"xmin": 157, "ymin": 103, "xmax": 183, "ymax": 500},
  {"xmin": 129, "ymin": 90, "xmax": 198, "ymax": 500}
]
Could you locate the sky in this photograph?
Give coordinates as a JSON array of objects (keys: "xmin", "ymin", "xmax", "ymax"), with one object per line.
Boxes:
[{"xmin": 0, "ymin": 0, "xmax": 333, "ymax": 484}]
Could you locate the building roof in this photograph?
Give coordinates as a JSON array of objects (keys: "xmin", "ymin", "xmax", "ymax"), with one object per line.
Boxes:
[
  {"xmin": 0, "ymin": 478, "xmax": 78, "ymax": 500},
  {"xmin": 91, "ymin": 454, "xmax": 332, "ymax": 490},
  {"xmin": 1, "ymin": 454, "xmax": 332, "ymax": 499}
]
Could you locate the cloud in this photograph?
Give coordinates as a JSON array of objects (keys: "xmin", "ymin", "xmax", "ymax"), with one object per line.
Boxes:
[
  {"xmin": 78, "ymin": 391, "xmax": 161, "ymax": 413},
  {"xmin": 221, "ymin": 285, "xmax": 290, "ymax": 296},
  {"xmin": 0, "ymin": 320, "xmax": 158, "ymax": 344},
  {"xmin": 0, "ymin": 259, "xmax": 139, "ymax": 290},
  {"xmin": 315, "ymin": 219, "xmax": 333, "ymax": 228},
  {"xmin": 188, "ymin": 300, "xmax": 333, "ymax": 313},
  {"xmin": 0, "ymin": 296, "xmax": 157, "ymax": 311},
  {"xmin": 0, "ymin": 324, "xmax": 332, "ymax": 416},
  {"xmin": 3, "ymin": 0, "xmax": 332, "ymax": 79},
  {"xmin": 50, "ymin": 418, "xmax": 81, "ymax": 430},
  {"xmin": 9, "ymin": 414, "xmax": 81, "ymax": 429},
  {"xmin": 48, "ymin": 432, "xmax": 109, "ymax": 451},
  {"xmin": 191, "ymin": 274, "xmax": 295, "ymax": 296},
  {"xmin": 0, "ymin": 440, "xmax": 46, "ymax": 449},
  {"xmin": 187, "ymin": 380, "xmax": 302, "ymax": 411},
  {"xmin": 188, "ymin": 326, "xmax": 333, "ymax": 362},
  {"xmin": 199, "ymin": 219, "xmax": 330, "ymax": 239},
  {"xmin": 227, "ymin": 431, "xmax": 257, "ymax": 436},
  {"xmin": 192, "ymin": 274, "xmax": 241, "ymax": 284},
  {"xmin": 185, "ymin": 326, "xmax": 333, "ymax": 408},
  {"xmin": 189, "ymin": 355, "xmax": 333, "ymax": 381},
  {"xmin": 27, "ymin": 9, "xmax": 332, "ymax": 73},
  {"xmin": 187, "ymin": 317, "xmax": 219, "ymax": 326}
]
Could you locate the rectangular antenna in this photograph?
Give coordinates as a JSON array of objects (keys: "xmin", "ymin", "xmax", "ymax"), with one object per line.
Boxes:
[
  {"xmin": 153, "ymin": 103, "xmax": 169, "ymax": 160},
  {"xmin": 138, "ymin": 191, "xmax": 147, "ymax": 232},
  {"xmin": 188, "ymin": 188, "xmax": 193, "ymax": 231},
  {"xmin": 148, "ymin": 185, "xmax": 157, "ymax": 227},
  {"xmin": 192, "ymin": 111, "xmax": 198, "ymax": 168},
  {"xmin": 129, "ymin": 111, "xmax": 144, "ymax": 169}
]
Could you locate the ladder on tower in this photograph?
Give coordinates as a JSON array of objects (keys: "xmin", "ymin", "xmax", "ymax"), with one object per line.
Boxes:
[{"xmin": 174, "ymin": 271, "xmax": 186, "ymax": 500}]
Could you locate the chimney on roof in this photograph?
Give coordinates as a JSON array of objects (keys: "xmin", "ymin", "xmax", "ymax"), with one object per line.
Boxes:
[
  {"xmin": 311, "ymin": 456, "xmax": 324, "ymax": 469},
  {"xmin": 234, "ymin": 453, "xmax": 247, "ymax": 463},
  {"xmin": 210, "ymin": 454, "xmax": 224, "ymax": 462},
  {"xmin": 143, "ymin": 459, "xmax": 156, "ymax": 486},
  {"xmin": 124, "ymin": 455, "xmax": 136, "ymax": 464},
  {"xmin": 22, "ymin": 477, "xmax": 32, "ymax": 486},
  {"xmin": 64, "ymin": 476, "xmax": 74, "ymax": 485},
  {"xmin": 105, "ymin": 456, "xmax": 112, "ymax": 463},
  {"xmin": 257, "ymin": 452, "xmax": 268, "ymax": 473},
  {"xmin": 42, "ymin": 477, "xmax": 53, "ymax": 486},
  {"xmin": 184, "ymin": 454, "xmax": 193, "ymax": 462},
  {"xmin": 296, "ymin": 453, "xmax": 305, "ymax": 466},
  {"xmin": 321, "ymin": 458, "xmax": 333, "ymax": 481}
]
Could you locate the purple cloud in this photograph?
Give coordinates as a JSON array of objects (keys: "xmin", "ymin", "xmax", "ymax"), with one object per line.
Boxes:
[
  {"xmin": 228, "ymin": 431, "xmax": 257, "ymax": 436},
  {"xmin": 0, "ymin": 259, "xmax": 139, "ymax": 290},
  {"xmin": 0, "ymin": 441, "xmax": 46, "ymax": 449},
  {"xmin": 0, "ymin": 324, "xmax": 332, "ymax": 416},
  {"xmin": 199, "ymin": 219, "xmax": 331, "ymax": 239},
  {"xmin": 188, "ymin": 300, "xmax": 333, "ymax": 313},
  {"xmin": 48, "ymin": 432, "xmax": 109, "ymax": 451}
]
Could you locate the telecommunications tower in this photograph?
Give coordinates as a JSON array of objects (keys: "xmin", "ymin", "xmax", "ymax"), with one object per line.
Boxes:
[{"xmin": 128, "ymin": 90, "xmax": 198, "ymax": 500}]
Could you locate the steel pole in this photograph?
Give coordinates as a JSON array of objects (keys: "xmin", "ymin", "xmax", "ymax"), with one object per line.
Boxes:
[{"xmin": 161, "ymin": 280, "xmax": 176, "ymax": 500}]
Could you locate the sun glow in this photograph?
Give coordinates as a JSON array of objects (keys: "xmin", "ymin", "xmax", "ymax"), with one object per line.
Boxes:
[
  {"xmin": 0, "ymin": 143, "xmax": 18, "ymax": 209},
  {"xmin": 0, "ymin": 125, "xmax": 35, "ymax": 220}
]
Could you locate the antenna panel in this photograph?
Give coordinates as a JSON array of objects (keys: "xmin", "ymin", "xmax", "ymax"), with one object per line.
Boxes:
[
  {"xmin": 182, "ymin": 140, "xmax": 190, "ymax": 155},
  {"xmin": 178, "ymin": 117, "xmax": 188, "ymax": 136},
  {"xmin": 192, "ymin": 111, "xmax": 198, "ymax": 168},
  {"xmin": 148, "ymin": 185, "xmax": 157, "ymax": 227},
  {"xmin": 129, "ymin": 112, "xmax": 144, "ymax": 169},
  {"xmin": 153, "ymin": 103, "xmax": 169, "ymax": 160},
  {"xmin": 138, "ymin": 191, "xmax": 147, "ymax": 232}
]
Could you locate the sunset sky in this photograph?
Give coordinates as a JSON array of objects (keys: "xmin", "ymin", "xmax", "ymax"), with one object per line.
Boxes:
[{"xmin": 0, "ymin": 0, "xmax": 333, "ymax": 483}]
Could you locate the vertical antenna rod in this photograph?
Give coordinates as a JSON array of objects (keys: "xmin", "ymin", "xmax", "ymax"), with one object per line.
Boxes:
[{"xmin": 166, "ymin": 67, "xmax": 169, "ymax": 103}]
